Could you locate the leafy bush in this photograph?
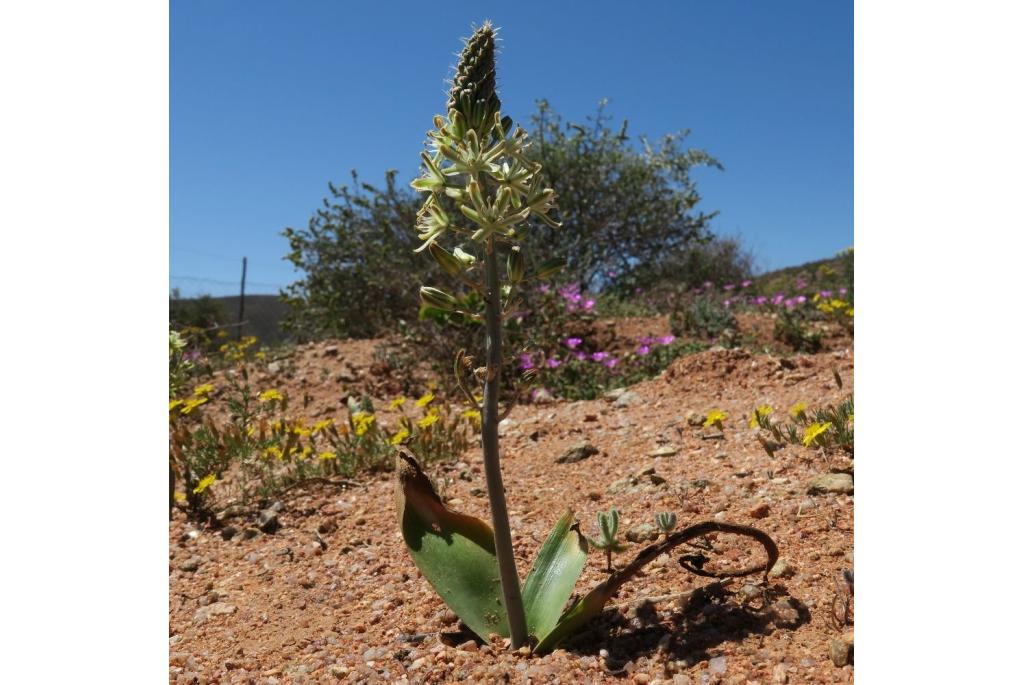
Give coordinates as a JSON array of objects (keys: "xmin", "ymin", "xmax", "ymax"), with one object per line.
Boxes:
[
  {"xmin": 280, "ymin": 99, "xmax": 723, "ymax": 340},
  {"xmin": 773, "ymin": 307, "xmax": 824, "ymax": 353},
  {"xmin": 670, "ymin": 295, "xmax": 738, "ymax": 341}
]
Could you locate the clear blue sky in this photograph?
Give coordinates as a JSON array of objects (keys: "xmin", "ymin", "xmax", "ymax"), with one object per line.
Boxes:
[{"xmin": 171, "ymin": 0, "xmax": 852, "ymax": 297}]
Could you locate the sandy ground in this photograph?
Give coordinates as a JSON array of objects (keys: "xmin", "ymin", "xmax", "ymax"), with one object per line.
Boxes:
[{"xmin": 170, "ymin": 316, "xmax": 854, "ymax": 684}]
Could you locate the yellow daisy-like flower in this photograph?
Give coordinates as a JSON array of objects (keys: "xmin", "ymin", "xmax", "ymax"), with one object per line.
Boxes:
[
  {"xmin": 417, "ymin": 413, "xmax": 440, "ymax": 429},
  {"xmin": 462, "ymin": 408, "xmax": 481, "ymax": 423},
  {"xmin": 352, "ymin": 411, "xmax": 376, "ymax": 436},
  {"xmin": 749, "ymin": 404, "xmax": 773, "ymax": 428},
  {"xmin": 265, "ymin": 446, "xmax": 284, "ymax": 460},
  {"xmin": 299, "ymin": 446, "xmax": 313, "ymax": 459},
  {"xmin": 193, "ymin": 474, "xmax": 216, "ymax": 494},
  {"xmin": 169, "ymin": 399, "xmax": 184, "ymax": 412},
  {"xmin": 845, "ymin": 307, "xmax": 854, "ymax": 317},
  {"xmin": 319, "ymin": 451, "xmax": 337, "ymax": 460},
  {"xmin": 789, "ymin": 401, "xmax": 808, "ymax": 418},
  {"xmin": 259, "ymin": 389, "xmax": 283, "ymax": 402},
  {"xmin": 193, "ymin": 383, "xmax": 214, "ymax": 396},
  {"xmin": 390, "ymin": 427, "xmax": 411, "ymax": 445},
  {"xmin": 415, "ymin": 392, "xmax": 435, "ymax": 408},
  {"xmin": 390, "ymin": 396, "xmax": 407, "ymax": 410},
  {"xmin": 802, "ymin": 421, "xmax": 833, "ymax": 447},
  {"xmin": 312, "ymin": 418, "xmax": 335, "ymax": 434},
  {"xmin": 703, "ymin": 409, "xmax": 728, "ymax": 429},
  {"xmin": 180, "ymin": 397, "xmax": 209, "ymax": 415}
]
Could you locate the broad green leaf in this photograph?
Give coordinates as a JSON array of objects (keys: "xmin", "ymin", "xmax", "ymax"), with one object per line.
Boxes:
[
  {"xmin": 395, "ymin": 448, "xmax": 509, "ymax": 641},
  {"xmin": 521, "ymin": 510, "xmax": 589, "ymax": 643},
  {"xmin": 534, "ymin": 583, "xmax": 613, "ymax": 654}
]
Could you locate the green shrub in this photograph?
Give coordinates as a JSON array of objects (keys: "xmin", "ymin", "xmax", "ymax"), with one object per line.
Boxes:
[{"xmin": 670, "ymin": 295, "xmax": 738, "ymax": 341}]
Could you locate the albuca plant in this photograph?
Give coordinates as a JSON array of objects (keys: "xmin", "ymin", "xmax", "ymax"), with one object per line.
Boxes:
[
  {"xmin": 587, "ymin": 508, "xmax": 627, "ymax": 572},
  {"xmin": 395, "ymin": 22, "xmax": 781, "ymax": 654}
]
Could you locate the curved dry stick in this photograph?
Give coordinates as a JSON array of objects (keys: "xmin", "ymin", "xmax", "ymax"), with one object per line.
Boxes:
[{"xmin": 607, "ymin": 521, "xmax": 779, "ymax": 597}]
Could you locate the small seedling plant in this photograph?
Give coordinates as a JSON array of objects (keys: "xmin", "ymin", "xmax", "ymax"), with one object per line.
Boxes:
[{"xmin": 395, "ymin": 22, "xmax": 780, "ymax": 653}]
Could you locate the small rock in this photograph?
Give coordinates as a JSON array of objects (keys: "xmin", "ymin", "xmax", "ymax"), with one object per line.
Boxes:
[
  {"xmin": 241, "ymin": 527, "xmax": 260, "ymax": 540},
  {"xmin": 614, "ymin": 391, "xmax": 642, "ymax": 408},
  {"xmin": 747, "ymin": 502, "xmax": 771, "ymax": 519},
  {"xmin": 648, "ymin": 446, "xmax": 680, "ymax": 458},
  {"xmin": 323, "ymin": 345, "xmax": 339, "ymax": 357},
  {"xmin": 257, "ymin": 508, "xmax": 280, "ymax": 533},
  {"xmin": 685, "ymin": 411, "xmax": 706, "ymax": 427},
  {"xmin": 220, "ymin": 525, "xmax": 238, "ymax": 541},
  {"xmin": 193, "ymin": 602, "xmax": 237, "ymax": 624},
  {"xmin": 625, "ymin": 523, "xmax": 658, "ymax": 543},
  {"xmin": 556, "ymin": 442, "xmax": 599, "ymax": 464},
  {"xmin": 267, "ymin": 361, "xmax": 281, "ymax": 374},
  {"xmin": 769, "ymin": 558, "xmax": 796, "ymax": 578},
  {"xmin": 469, "ymin": 487, "xmax": 486, "ymax": 498},
  {"xmin": 457, "ymin": 639, "xmax": 478, "ymax": 652},
  {"xmin": 738, "ymin": 583, "xmax": 763, "ymax": 602},
  {"xmin": 532, "ymin": 388, "xmax": 555, "ymax": 404},
  {"xmin": 807, "ymin": 473, "xmax": 854, "ymax": 495},
  {"xmin": 608, "ymin": 475, "xmax": 639, "ymax": 495},
  {"xmin": 771, "ymin": 664, "xmax": 788, "ymax": 683},
  {"xmin": 498, "ymin": 418, "xmax": 516, "ymax": 436},
  {"xmin": 179, "ymin": 556, "xmax": 202, "ymax": 572},
  {"xmin": 603, "ymin": 388, "xmax": 626, "ymax": 402},
  {"xmin": 829, "ymin": 636, "xmax": 853, "ymax": 666},
  {"xmin": 770, "ymin": 598, "xmax": 803, "ymax": 628},
  {"xmin": 709, "ymin": 656, "xmax": 727, "ymax": 674},
  {"xmin": 362, "ymin": 647, "xmax": 387, "ymax": 663}
]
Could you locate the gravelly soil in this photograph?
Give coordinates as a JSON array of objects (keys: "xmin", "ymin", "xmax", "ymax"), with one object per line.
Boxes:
[{"xmin": 170, "ymin": 317, "xmax": 854, "ymax": 684}]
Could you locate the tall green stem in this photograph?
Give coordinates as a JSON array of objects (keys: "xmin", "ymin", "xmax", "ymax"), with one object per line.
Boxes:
[{"xmin": 482, "ymin": 237, "xmax": 527, "ymax": 647}]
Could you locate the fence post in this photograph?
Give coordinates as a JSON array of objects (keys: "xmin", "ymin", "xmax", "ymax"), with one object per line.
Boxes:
[{"xmin": 237, "ymin": 256, "xmax": 247, "ymax": 340}]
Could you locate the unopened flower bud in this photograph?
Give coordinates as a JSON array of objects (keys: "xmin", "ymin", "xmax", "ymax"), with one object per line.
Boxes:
[
  {"xmin": 507, "ymin": 247, "xmax": 525, "ymax": 283},
  {"xmin": 420, "ymin": 286, "xmax": 458, "ymax": 311},
  {"xmin": 428, "ymin": 243, "xmax": 465, "ymax": 276}
]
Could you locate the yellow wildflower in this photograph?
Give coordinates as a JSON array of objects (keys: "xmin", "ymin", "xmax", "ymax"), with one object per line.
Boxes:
[
  {"xmin": 462, "ymin": 408, "xmax": 481, "ymax": 425},
  {"xmin": 789, "ymin": 401, "xmax": 808, "ymax": 418},
  {"xmin": 390, "ymin": 396, "xmax": 407, "ymax": 410},
  {"xmin": 817, "ymin": 302, "xmax": 834, "ymax": 314},
  {"xmin": 255, "ymin": 351, "xmax": 266, "ymax": 360},
  {"xmin": 415, "ymin": 392, "xmax": 435, "ymax": 408},
  {"xmin": 180, "ymin": 397, "xmax": 209, "ymax": 415},
  {"xmin": 319, "ymin": 451, "xmax": 337, "ymax": 460},
  {"xmin": 830, "ymin": 298, "xmax": 847, "ymax": 309},
  {"xmin": 390, "ymin": 427, "xmax": 411, "ymax": 445},
  {"xmin": 265, "ymin": 446, "xmax": 283, "ymax": 460},
  {"xmin": 259, "ymin": 389, "xmax": 283, "ymax": 402},
  {"xmin": 299, "ymin": 446, "xmax": 312, "ymax": 459},
  {"xmin": 703, "ymin": 409, "xmax": 728, "ymax": 429},
  {"xmin": 217, "ymin": 329, "xmax": 229, "ymax": 338},
  {"xmin": 193, "ymin": 474, "xmax": 216, "ymax": 494},
  {"xmin": 193, "ymin": 383, "xmax": 214, "ymax": 396},
  {"xmin": 845, "ymin": 307, "xmax": 854, "ymax": 317},
  {"xmin": 749, "ymin": 405, "xmax": 773, "ymax": 428},
  {"xmin": 312, "ymin": 418, "xmax": 335, "ymax": 434},
  {"xmin": 802, "ymin": 422, "xmax": 832, "ymax": 447},
  {"xmin": 417, "ymin": 413, "xmax": 440, "ymax": 429},
  {"xmin": 169, "ymin": 399, "xmax": 184, "ymax": 412},
  {"xmin": 352, "ymin": 411, "xmax": 376, "ymax": 436},
  {"xmin": 174, "ymin": 491, "xmax": 187, "ymax": 502}
]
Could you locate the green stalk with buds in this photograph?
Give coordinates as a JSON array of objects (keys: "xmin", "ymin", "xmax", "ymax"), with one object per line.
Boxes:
[{"xmin": 394, "ymin": 22, "xmax": 781, "ymax": 655}]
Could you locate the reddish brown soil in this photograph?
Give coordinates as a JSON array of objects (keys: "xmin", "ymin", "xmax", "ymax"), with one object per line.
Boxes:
[{"xmin": 170, "ymin": 316, "xmax": 854, "ymax": 684}]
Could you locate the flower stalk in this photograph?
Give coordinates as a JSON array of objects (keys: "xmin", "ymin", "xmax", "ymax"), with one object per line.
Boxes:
[{"xmin": 407, "ymin": 21, "xmax": 561, "ymax": 649}]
